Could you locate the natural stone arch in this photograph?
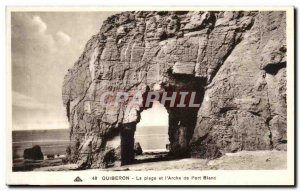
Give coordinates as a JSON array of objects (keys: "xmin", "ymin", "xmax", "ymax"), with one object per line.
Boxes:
[
  {"xmin": 62, "ymin": 11, "xmax": 287, "ymax": 169},
  {"xmin": 119, "ymin": 74, "xmax": 205, "ymax": 165}
]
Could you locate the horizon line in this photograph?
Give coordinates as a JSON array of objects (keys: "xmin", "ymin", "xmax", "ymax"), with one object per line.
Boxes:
[{"xmin": 12, "ymin": 125, "xmax": 168, "ymax": 131}]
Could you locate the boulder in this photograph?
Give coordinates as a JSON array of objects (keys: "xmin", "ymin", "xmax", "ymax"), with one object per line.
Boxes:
[
  {"xmin": 134, "ymin": 142, "xmax": 143, "ymax": 155},
  {"xmin": 23, "ymin": 145, "xmax": 44, "ymax": 160},
  {"xmin": 46, "ymin": 154, "xmax": 55, "ymax": 159}
]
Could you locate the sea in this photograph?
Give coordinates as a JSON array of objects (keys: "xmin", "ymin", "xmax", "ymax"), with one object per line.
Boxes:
[{"xmin": 12, "ymin": 126, "xmax": 169, "ymax": 159}]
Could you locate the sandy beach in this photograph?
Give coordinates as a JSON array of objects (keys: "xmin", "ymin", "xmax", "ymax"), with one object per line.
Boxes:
[{"xmin": 34, "ymin": 150, "xmax": 286, "ymax": 171}]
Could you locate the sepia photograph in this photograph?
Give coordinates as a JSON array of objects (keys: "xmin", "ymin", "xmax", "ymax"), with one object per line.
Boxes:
[{"xmin": 5, "ymin": 6, "xmax": 295, "ymax": 186}]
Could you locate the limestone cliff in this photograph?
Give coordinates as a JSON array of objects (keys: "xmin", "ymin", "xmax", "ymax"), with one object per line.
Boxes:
[{"xmin": 62, "ymin": 11, "xmax": 287, "ymax": 168}]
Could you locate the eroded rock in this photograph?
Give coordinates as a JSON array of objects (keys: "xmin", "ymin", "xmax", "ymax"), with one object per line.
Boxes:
[
  {"xmin": 134, "ymin": 142, "xmax": 143, "ymax": 155},
  {"xmin": 62, "ymin": 11, "xmax": 287, "ymax": 168},
  {"xmin": 23, "ymin": 145, "xmax": 44, "ymax": 160}
]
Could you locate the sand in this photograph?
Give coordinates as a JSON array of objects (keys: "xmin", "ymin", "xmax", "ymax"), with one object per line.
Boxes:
[{"xmin": 34, "ymin": 150, "xmax": 286, "ymax": 171}]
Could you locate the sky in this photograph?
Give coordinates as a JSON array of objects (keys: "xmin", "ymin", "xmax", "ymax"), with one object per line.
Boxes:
[
  {"xmin": 11, "ymin": 12, "xmax": 116, "ymax": 130},
  {"xmin": 137, "ymin": 101, "xmax": 168, "ymax": 128},
  {"xmin": 11, "ymin": 12, "xmax": 168, "ymax": 130}
]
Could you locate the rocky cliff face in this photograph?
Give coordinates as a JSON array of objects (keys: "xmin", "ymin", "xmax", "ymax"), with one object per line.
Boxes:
[{"xmin": 62, "ymin": 11, "xmax": 287, "ymax": 168}]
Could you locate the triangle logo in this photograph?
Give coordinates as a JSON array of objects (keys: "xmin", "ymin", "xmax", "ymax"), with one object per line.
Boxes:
[{"xmin": 74, "ymin": 176, "xmax": 83, "ymax": 182}]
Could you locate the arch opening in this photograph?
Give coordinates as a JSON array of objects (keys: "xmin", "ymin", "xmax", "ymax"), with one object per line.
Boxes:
[
  {"xmin": 119, "ymin": 75, "xmax": 206, "ymax": 165},
  {"xmin": 136, "ymin": 101, "xmax": 169, "ymax": 152}
]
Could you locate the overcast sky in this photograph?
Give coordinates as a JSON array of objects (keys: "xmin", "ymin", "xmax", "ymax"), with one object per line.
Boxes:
[
  {"xmin": 11, "ymin": 12, "xmax": 116, "ymax": 130},
  {"xmin": 11, "ymin": 11, "xmax": 168, "ymax": 130}
]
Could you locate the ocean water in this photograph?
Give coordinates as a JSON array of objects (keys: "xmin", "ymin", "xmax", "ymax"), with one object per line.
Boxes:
[
  {"xmin": 107, "ymin": 125, "xmax": 169, "ymax": 151},
  {"xmin": 12, "ymin": 126, "xmax": 169, "ymax": 159},
  {"xmin": 12, "ymin": 129, "xmax": 70, "ymax": 159},
  {"xmin": 136, "ymin": 125, "xmax": 169, "ymax": 151}
]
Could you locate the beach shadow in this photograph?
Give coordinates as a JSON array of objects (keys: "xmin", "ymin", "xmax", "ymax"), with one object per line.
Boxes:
[{"xmin": 131, "ymin": 151, "xmax": 187, "ymax": 165}]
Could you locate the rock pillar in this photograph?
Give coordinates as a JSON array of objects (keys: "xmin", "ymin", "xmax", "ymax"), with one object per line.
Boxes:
[
  {"xmin": 168, "ymin": 108, "xmax": 199, "ymax": 158},
  {"xmin": 120, "ymin": 123, "xmax": 136, "ymax": 165}
]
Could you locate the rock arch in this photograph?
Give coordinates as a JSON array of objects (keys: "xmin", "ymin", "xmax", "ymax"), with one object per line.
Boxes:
[{"xmin": 62, "ymin": 11, "xmax": 287, "ymax": 168}]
